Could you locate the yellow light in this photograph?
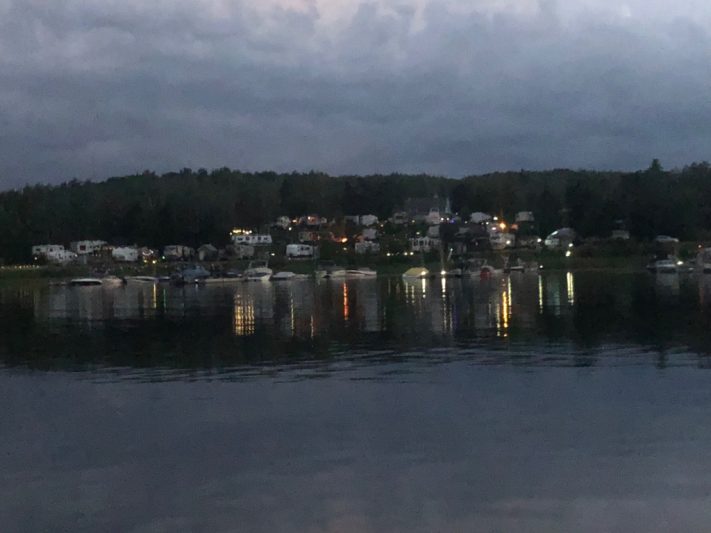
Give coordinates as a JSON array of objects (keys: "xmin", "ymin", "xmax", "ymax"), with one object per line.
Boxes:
[
  {"xmin": 499, "ymin": 222, "xmax": 506, "ymax": 230},
  {"xmin": 341, "ymin": 237, "xmax": 348, "ymax": 243}
]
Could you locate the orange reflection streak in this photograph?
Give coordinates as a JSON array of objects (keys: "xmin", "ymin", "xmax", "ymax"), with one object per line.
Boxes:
[{"xmin": 342, "ymin": 282, "xmax": 349, "ymax": 321}]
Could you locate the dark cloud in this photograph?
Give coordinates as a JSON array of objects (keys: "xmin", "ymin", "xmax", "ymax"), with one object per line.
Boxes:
[{"xmin": 1, "ymin": 0, "xmax": 711, "ymax": 188}]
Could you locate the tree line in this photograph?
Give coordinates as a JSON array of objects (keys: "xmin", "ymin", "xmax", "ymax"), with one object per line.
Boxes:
[{"xmin": 1, "ymin": 160, "xmax": 710, "ymax": 263}]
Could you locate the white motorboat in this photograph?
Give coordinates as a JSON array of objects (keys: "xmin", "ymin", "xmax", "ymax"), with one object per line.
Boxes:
[
  {"xmin": 345, "ymin": 268, "xmax": 377, "ymax": 278},
  {"xmin": 315, "ymin": 261, "xmax": 347, "ymax": 279},
  {"xmin": 402, "ymin": 267, "xmax": 431, "ymax": 280},
  {"xmin": 244, "ymin": 261, "xmax": 273, "ymax": 282}
]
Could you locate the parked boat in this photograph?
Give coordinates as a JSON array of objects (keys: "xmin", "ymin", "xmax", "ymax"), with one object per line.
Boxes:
[
  {"xmin": 244, "ymin": 261, "xmax": 273, "ymax": 282},
  {"xmin": 402, "ymin": 267, "xmax": 431, "ymax": 280},
  {"xmin": 172, "ymin": 265, "xmax": 210, "ymax": 285},
  {"xmin": 315, "ymin": 261, "xmax": 347, "ymax": 279},
  {"xmin": 125, "ymin": 275, "xmax": 158, "ymax": 284},
  {"xmin": 345, "ymin": 268, "xmax": 377, "ymax": 278}
]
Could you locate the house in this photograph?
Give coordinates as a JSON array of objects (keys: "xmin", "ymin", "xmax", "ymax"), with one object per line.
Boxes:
[
  {"xmin": 46, "ymin": 249, "xmax": 77, "ymax": 264},
  {"xmin": 164, "ymin": 245, "xmax": 194, "ymax": 261},
  {"xmin": 230, "ymin": 230, "xmax": 272, "ymax": 246},
  {"xmin": 409, "ymin": 237, "xmax": 440, "ymax": 253},
  {"xmin": 32, "ymin": 244, "xmax": 65, "ymax": 259},
  {"xmin": 544, "ymin": 228, "xmax": 577, "ymax": 249},
  {"xmin": 355, "ymin": 241, "xmax": 381, "ymax": 255},
  {"xmin": 70, "ymin": 240, "xmax": 107, "ymax": 255},
  {"xmin": 360, "ymin": 214, "xmax": 379, "ymax": 227},
  {"xmin": 197, "ymin": 244, "xmax": 219, "ymax": 261},
  {"xmin": 361, "ymin": 228, "xmax": 378, "ymax": 241},
  {"xmin": 403, "ymin": 195, "xmax": 448, "ymax": 224},
  {"xmin": 298, "ymin": 215, "xmax": 322, "ymax": 227},
  {"xmin": 470, "ymin": 212, "xmax": 492, "ymax": 224},
  {"xmin": 286, "ymin": 244, "xmax": 315, "ymax": 258},
  {"xmin": 112, "ymin": 246, "xmax": 140, "ymax": 262}
]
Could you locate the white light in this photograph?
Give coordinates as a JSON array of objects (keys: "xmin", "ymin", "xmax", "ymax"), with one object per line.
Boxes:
[
  {"xmin": 568, "ymin": 243, "xmax": 574, "ymax": 248},
  {"xmin": 537, "ymin": 238, "xmax": 542, "ymax": 243},
  {"xmin": 565, "ymin": 251, "xmax": 572, "ymax": 258},
  {"xmin": 677, "ymin": 260, "xmax": 683, "ymax": 265},
  {"xmin": 441, "ymin": 270, "xmax": 446, "ymax": 276}
]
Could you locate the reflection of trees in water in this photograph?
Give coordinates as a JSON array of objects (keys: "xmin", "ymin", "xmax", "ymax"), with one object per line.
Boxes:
[{"xmin": 4, "ymin": 273, "xmax": 711, "ymax": 373}]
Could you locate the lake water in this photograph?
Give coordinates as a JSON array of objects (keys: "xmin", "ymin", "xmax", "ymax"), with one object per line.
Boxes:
[{"xmin": 3, "ymin": 272, "xmax": 711, "ymax": 532}]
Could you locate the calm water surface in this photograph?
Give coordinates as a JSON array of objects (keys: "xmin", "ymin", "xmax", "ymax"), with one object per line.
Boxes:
[{"xmin": 3, "ymin": 272, "xmax": 711, "ymax": 532}]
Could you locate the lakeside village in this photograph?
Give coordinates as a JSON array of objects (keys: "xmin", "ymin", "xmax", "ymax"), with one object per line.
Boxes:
[{"xmin": 22, "ymin": 195, "xmax": 711, "ymax": 285}]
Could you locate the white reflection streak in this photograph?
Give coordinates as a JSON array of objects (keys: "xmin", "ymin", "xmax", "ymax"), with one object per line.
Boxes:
[
  {"xmin": 566, "ymin": 271, "xmax": 575, "ymax": 305},
  {"xmin": 538, "ymin": 274, "xmax": 544, "ymax": 313}
]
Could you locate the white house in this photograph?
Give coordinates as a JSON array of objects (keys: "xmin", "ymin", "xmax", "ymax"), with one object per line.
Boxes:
[
  {"xmin": 355, "ymin": 241, "xmax": 381, "ymax": 255},
  {"xmin": 230, "ymin": 230, "xmax": 272, "ymax": 246},
  {"xmin": 409, "ymin": 237, "xmax": 440, "ymax": 253},
  {"xmin": 32, "ymin": 244, "xmax": 65, "ymax": 258},
  {"xmin": 360, "ymin": 214, "xmax": 379, "ymax": 227},
  {"xmin": 470, "ymin": 212, "xmax": 492, "ymax": 224},
  {"xmin": 390, "ymin": 211, "xmax": 409, "ymax": 225},
  {"xmin": 46, "ymin": 249, "xmax": 77, "ymax": 264},
  {"xmin": 70, "ymin": 240, "xmax": 107, "ymax": 255},
  {"xmin": 286, "ymin": 244, "xmax": 315, "ymax": 258},
  {"xmin": 112, "ymin": 246, "xmax": 140, "ymax": 262}
]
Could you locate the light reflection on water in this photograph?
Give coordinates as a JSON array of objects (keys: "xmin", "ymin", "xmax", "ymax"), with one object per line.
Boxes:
[
  {"xmin": 4, "ymin": 273, "xmax": 711, "ymax": 531},
  {"xmin": 0, "ymin": 271, "xmax": 707, "ymax": 379}
]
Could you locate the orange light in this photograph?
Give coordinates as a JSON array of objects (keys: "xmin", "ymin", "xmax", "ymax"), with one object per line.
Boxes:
[
  {"xmin": 499, "ymin": 222, "xmax": 506, "ymax": 230},
  {"xmin": 341, "ymin": 237, "xmax": 348, "ymax": 243}
]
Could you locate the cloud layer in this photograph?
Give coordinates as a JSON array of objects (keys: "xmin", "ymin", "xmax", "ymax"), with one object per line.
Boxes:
[{"xmin": 2, "ymin": 0, "xmax": 711, "ymax": 187}]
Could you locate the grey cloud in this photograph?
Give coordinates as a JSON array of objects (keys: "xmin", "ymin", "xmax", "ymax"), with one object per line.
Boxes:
[{"xmin": 1, "ymin": 0, "xmax": 711, "ymax": 188}]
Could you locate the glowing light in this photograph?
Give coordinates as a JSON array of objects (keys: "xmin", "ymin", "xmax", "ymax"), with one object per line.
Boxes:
[
  {"xmin": 565, "ymin": 251, "xmax": 572, "ymax": 258},
  {"xmin": 499, "ymin": 222, "xmax": 506, "ymax": 230},
  {"xmin": 568, "ymin": 243, "xmax": 574, "ymax": 248},
  {"xmin": 677, "ymin": 260, "xmax": 684, "ymax": 266},
  {"xmin": 341, "ymin": 237, "xmax": 348, "ymax": 243},
  {"xmin": 440, "ymin": 270, "xmax": 447, "ymax": 276}
]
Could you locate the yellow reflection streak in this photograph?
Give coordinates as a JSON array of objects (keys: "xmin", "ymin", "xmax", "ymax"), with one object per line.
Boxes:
[
  {"xmin": 342, "ymin": 282, "xmax": 349, "ymax": 321},
  {"xmin": 566, "ymin": 271, "xmax": 575, "ymax": 305},
  {"xmin": 538, "ymin": 274, "xmax": 544, "ymax": 313}
]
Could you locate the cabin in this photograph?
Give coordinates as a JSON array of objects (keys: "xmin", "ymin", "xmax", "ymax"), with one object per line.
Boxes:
[
  {"xmin": 112, "ymin": 247, "xmax": 139, "ymax": 262},
  {"xmin": 229, "ymin": 244, "xmax": 255, "ymax": 259},
  {"xmin": 32, "ymin": 244, "xmax": 65, "ymax": 260},
  {"xmin": 409, "ymin": 237, "xmax": 440, "ymax": 253},
  {"xmin": 286, "ymin": 244, "xmax": 315, "ymax": 258},
  {"xmin": 70, "ymin": 240, "xmax": 107, "ymax": 255},
  {"xmin": 230, "ymin": 230, "xmax": 272, "ymax": 246},
  {"xmin": 470, "ymin": 212, "xmax": 492, "ymax": 224},
  {"xmin": 46, "ymin": 249, "xmax": 77, "ymax": 264},
  {"xmin": 164, "ymin": 245, "xmax": 194, "ymax": 261}
]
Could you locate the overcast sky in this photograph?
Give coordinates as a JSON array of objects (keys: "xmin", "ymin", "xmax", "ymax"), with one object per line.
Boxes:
[{"xmin": 1, "ymin": 0, "xmax": 711, "ymax": 188}]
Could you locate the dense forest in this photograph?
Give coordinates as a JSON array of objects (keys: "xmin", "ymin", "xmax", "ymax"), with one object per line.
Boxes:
[{"xmin": 1, "ymin": 159, "xmax": 711, "ymax": 263}]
